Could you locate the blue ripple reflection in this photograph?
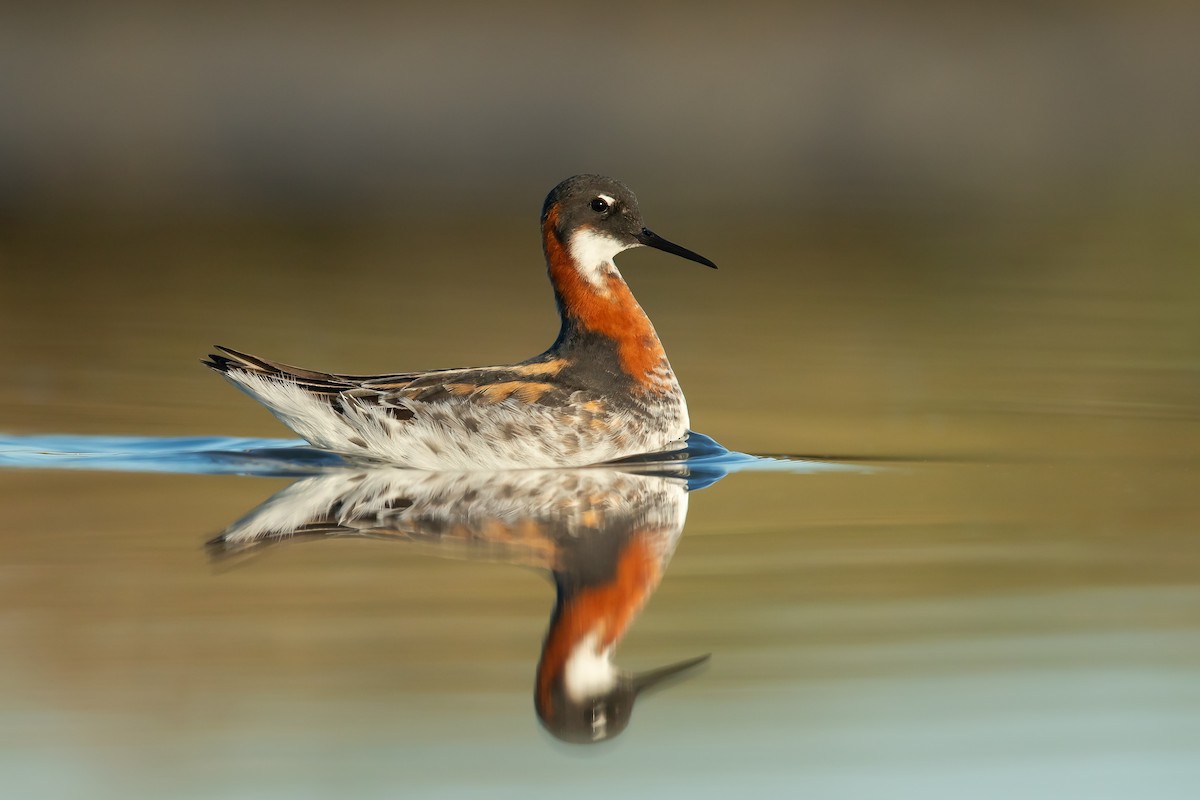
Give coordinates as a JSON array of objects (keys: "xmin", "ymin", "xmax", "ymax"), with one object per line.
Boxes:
[{"xmin": 0, "ymin": 431, "xmax": 864, "ymax": 480}]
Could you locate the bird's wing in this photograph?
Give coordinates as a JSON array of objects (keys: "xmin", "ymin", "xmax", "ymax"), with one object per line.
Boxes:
[{"xmin": 205, "ymin": 345, "xmax": 583, "ymax": 413}]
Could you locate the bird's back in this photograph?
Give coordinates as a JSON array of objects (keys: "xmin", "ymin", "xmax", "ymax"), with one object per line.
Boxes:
[{"xmin": 205, "ymin": 344, "xmax": 688, "ymax": 469}]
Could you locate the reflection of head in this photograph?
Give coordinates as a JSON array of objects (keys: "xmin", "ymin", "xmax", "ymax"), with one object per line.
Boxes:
[
  {"xmin": 536, "ymin": 652, "xmax": 710, "ymax": 744},
  {"xmin": 533, "ymin": 526, "xmax": 707, "ymax": 745},
  {"xmin": 208, "ymin": 466, "xmax": 714, "ymax": 743}
]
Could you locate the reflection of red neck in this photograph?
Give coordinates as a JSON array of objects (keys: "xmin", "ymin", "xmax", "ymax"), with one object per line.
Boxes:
[
  {"xmin": 535, "ymin": 535, "xmax": 662, "ymax": 716},
  {"xmin": 543, "ymin": 209, "xmax": 667, "ymax": 389}
]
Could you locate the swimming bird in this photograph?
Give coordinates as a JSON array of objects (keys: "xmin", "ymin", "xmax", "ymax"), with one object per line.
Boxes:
[
  {"xmin": 207, "ymin": 465, "xmax": 713, "ymax": 743},
  {"xmin": 204, "ymin": 174, "xmax": 716, "ymax": 470}
]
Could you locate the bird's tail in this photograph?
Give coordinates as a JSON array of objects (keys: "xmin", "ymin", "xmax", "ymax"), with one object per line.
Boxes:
[{"xmin": 202, "ymin": 345, "xmax": 348, "ymax": 390}]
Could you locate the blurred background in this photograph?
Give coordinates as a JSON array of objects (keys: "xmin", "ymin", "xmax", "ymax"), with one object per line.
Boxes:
[
  {"xmin": 2, "ymin": 5, "xmax": 1200, "ymax": 798},
  {"xmin": 2, "ymin": 2, "xmax": 1199, "ymax": 219},
  {"xmin": 1, "ymin": 0, "xmax": 1197, "ymax": 456}
]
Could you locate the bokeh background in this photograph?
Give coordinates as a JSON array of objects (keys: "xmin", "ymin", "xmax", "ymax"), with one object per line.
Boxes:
[
  {"xmin": 2, "ymin": 1, "xmax": 1197, "ymax": 457},
  {"xmin": 3, "ymin": 3, "xmax": 1199, "ymax": 218},
  {"xmin": 3, "ymin": 4, "xmax": 1200, "ymax": 799}
]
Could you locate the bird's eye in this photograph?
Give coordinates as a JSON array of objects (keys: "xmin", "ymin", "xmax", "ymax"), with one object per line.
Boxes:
[{"xmin": 590, "ymin": 197, "xmax": 610, "ymax": 213}]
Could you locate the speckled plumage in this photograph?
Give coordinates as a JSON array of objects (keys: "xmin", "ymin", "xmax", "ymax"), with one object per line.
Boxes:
[
  {"xmin": 206, "ymin": 465, "xmax": 706, "ymax": 743},
  {"xmin": 208, "ymin": 465, "xmax": 689, "ymax": 560},
  {"xmin": 204, "ymin": 175, "xmax": 715, "ymax": 469}
]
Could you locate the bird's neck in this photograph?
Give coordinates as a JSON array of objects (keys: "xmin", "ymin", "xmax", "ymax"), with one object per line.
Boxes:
[
  {"xmin": 535, "ymin": 533, "xmax": 662, "ymax": 713},
  {"xmin": 542, "ymin": 211, "xmax": 669, "ymax": 389}
]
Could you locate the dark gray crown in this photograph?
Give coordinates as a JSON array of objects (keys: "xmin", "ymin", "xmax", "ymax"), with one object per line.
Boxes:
[
  {"xmin": 540, "ymin": 174, "xmax": 718, "ymax": 269},
  {"xmin": 541, "ymin": 174, "xmax": 644, "ymax": 244}
]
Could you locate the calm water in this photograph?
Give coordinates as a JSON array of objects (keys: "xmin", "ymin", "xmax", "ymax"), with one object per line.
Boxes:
[{"xmin": 2, "ymin": 215, "xmax": 1198, "ymax": 798}]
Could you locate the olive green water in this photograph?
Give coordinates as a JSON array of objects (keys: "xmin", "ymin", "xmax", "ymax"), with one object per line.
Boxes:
[{"xmin": 1, "ymin": 208, "xmax": 1198, "ymax": 798}]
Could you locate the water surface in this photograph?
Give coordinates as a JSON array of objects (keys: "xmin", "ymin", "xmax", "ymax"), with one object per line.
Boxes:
[{"xmin": 2, "ymin": 218, "xmax": 1198, "ymax": 798}]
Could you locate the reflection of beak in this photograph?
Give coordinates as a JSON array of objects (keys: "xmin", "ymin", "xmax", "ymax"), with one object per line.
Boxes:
[
  {"xmin": 636, "ymin": 228, "xmax": 718, "ymax": 269},
  {"xmin": 630, "ymin": 653, "xmax": 712, "ymax": 694}
]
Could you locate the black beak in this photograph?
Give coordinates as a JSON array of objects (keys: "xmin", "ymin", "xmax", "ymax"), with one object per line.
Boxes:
[
  {"xmin": 637, "ymin": 228, "xmax": 718, "ymax": 269},
  {"xmin": 630, "ymin": 653, "xmax": 712, "ymax": 694}
]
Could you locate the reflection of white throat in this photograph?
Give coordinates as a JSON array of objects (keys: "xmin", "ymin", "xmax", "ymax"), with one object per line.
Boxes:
[
  {"xmin": 569, "ymin": 229, "xmax": 633, "ymax": 290},
  {"xmin": 564, "ymin": 631, "xmax": 619, "ymax": 701}
]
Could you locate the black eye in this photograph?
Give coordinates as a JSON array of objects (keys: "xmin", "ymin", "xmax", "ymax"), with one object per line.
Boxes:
[{"xmin": 590, "ymin": 197, "xmax": 610, "ymax": 213}]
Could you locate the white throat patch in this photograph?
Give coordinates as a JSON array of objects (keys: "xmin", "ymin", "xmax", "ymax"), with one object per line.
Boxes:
[
  {"xmin": 569, "ymin": 228, "xmax": 633, "ymax": 289},
  {"xmin": 564, "ymin": 631, "xmax": 619, "ymax": 701}
]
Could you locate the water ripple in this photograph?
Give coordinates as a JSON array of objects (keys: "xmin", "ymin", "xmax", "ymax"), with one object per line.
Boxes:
[{"xmin": 0, "ymin": 431, "xmax": 862, "ymax": 481}]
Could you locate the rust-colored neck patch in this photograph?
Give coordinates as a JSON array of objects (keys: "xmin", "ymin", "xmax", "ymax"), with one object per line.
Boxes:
[
  {"xmin": 535, "ymin": 534, "xmax": 662, "ymax": 716},
  {"xmin": 542, "ymin": 208, "xmax": 668, "ymax": 389}
]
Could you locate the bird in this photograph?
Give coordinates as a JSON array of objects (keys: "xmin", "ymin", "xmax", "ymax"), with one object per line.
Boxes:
[
  {"xmin": 204, "ymin": 174, "xmax": 716, "ymax": 470},
  {"xmin": 206, "ymin": 465, "xmax": 713, "ymax": 743}
]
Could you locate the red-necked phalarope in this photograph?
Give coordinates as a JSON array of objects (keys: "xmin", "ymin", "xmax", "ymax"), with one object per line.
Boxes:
[
  {"xmin": 204, "ymin": 174, "xmax": 716, "ymax": 470},
  {"xmin": 207, "ymin": 467, "xmax": 710, "ymax": 743}
]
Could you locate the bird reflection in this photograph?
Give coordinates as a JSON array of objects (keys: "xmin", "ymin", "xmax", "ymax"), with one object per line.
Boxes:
[{"xmin": 208, "ymin": 464, "xmax": 716, "ymax": 743}]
